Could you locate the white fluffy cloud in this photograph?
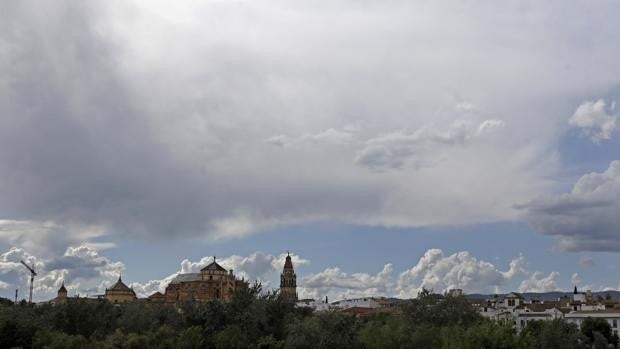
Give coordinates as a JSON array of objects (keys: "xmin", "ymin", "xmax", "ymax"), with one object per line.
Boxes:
[
  {"xmin": 521, "ymin": 160, "xmax": 620, "ymax": 252},
  {"xmin": 0, "ymin": 245, "xmax": 123, "ymax": 301},
  {"xmin": 396, "ymin": 249, "xmax": 525, "ymax": 298},
  {"xmin": 519, "ymin": 272, "xmax": 560, "ymax": 293},
  {"xmin": 0, "ymin": 246, "xmax": 308, "ymax": 300},
  {"xmin": 299, "ymin": 264, "xmax": 394, "ymax": 300},
  {"xmin": 569, "ymin": 99, "xmax": 617, "ymax": 142},
  {"xmin": 1, "ymin": 246, "xmax": 570, "ymax": 301},
  {"xmin": 298, "ymin": 249, "xmax": 558, "ymax": 300}
]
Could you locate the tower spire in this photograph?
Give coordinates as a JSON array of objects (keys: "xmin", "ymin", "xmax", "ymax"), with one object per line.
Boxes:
[{"xmin": 280, "ymin": 250, "xmax": 297, "ymax": 302}]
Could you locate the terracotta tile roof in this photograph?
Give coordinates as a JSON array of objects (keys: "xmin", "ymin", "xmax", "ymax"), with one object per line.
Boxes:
[{"xmin": 341, "ymin": 307, "xmax": 373, "ymax": 315}]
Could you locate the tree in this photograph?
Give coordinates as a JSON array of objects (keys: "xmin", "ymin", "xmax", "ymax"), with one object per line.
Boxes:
[
  {"xmin": 581, "ymin": 317, "xmax": 614, "ymax": 344},
  {"xmin": 177, "ymin": 326, "xmax": 205, "ymax": 349},
  {"xmin": 284, "ymin": 312, "xmax": 360, "ymax": 349},
  {"xmin": 441, "ymin": 322, "xmax": 521, "ymax": 349},
  {"xmin": 520, "ymin": 319, "xmax": 587, "ymax": 349},
  {"xmin": 32, "ymin": 330, "xmax": 90, "ymax": 349},
  {"xmin": 213, "ymin": 324, "xmax": 250, "ymax": 349},
  {"xmin": 403, "ymin": 288, "xmax": 482, "ymax": 327},
  {"xmin": 358, "ymin": 314, "xmax": 409, "ymax": 349}
]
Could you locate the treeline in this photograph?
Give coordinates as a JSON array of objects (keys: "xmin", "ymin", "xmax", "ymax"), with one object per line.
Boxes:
[{"xmin": 0, "ymin": 286, "xmax": 618, "ymax": 349}]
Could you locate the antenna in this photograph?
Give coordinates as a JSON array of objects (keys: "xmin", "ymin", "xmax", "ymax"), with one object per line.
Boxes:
[{"xmin": 20, "ymin": 260, "xmax": 37, "ymax": 304}]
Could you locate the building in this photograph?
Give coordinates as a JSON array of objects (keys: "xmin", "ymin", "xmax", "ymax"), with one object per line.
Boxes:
[
  {"xmin": 105, "ymin": 275, "xmax": 137, "ymax": 303},
  {"xmin": 164, "ymin": 257, "xmax": 248, "ymax": 303},
  {"xmin": 331, "ymin": 297, "xmax": 382, "ymax": 310},
  {"xmin": 50, "ymin": 282, "xmax": 68, "ymax": 305},
  {"xmin": 515, "ymin": 306, "xmax": 563, "ymax": 332},
  {"xmin": 298, "ymin": 297, "xmax": 331, "ymax": 312},
  {"xmin": 147, "ymin": 291, "xmax": 166, "ymax": 303},
  {"xmin": 565, "ymin": 309, "xmax": 620, "ymax": 337},
  {"xmin": 472, "ymin": 287, "xmax": 620, "ymax": 333},
  {"xmin": 280, "ymin": 252, "xmax": 298, "ymax": 302}
]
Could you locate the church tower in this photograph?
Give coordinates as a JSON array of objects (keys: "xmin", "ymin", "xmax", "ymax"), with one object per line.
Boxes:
[
  {"xmin": 51, "ymin": 281, "xmax": 68, "ymax": 305},
  {"xmin": 280, "ymin": 252, "xmax": 297, "ymax": 302}
]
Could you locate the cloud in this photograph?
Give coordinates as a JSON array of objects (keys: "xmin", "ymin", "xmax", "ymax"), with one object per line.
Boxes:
[
  {"xmin": 355, "ymin": 119, "xmax": 505, "ymax": 170},
  {"xmin": 519, "ymin": 272, "xmax": 560, "ymax": 293},
  {"xmin": 0, "ymin": 220, "xmax": 113, "ymax": 257},
  {"xmin": 0, "ymin": 0, "xmax": 618, "ymax": 244},
  {"xmin": 297, "ymin": 249, "xmax": 535, "ymax": 300},
  {"xmin": 1, "ymin": 246, "xmax": 568, "ymax": 301},
  {"xmin": 266, "ymin": 128, "xmax": 354, "ymax": 148},
  {"xmin": 0, "ymin": 245, "xmax": 123, "ymax": 300},
  {"xmin": 521, "ymin": 160, "xmax": 620, "ymax": 252},
  {"xmin": 455, "ymin": 102, "xmax": 475, "ymax": 113},
  {"xmin": 571, "ymin": 272, "xmax": 581, "ymax": 286},
  {"xmin": 300, "ymin": 264, "xmax": 394, "ymax": 300},
  {"xmin": 396, "ymin": 249, "xmax": 525, "ymax": 298},
  {"xmin": 579, "ymin": 255, "xmax": 595, "ymax": 268},
  {"xmin": 569, "ymin": 99, "xmax": 617, "ymax": 142}
]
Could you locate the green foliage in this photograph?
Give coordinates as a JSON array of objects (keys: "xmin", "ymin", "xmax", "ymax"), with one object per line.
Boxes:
[
  {"xmin": 284, "ymin": 311, "xmax": 360, "ymax": 349},
  {"xmin": 177, "ymin": 326, "xmax": 205, "ymax": 349},
  {"xmin": 580, "ymin": 317, "xmax": 616, "ymax": 345},
  {"xmin": 32, "ymin": 330, "xmax": 89, "ymax": 349},
  {"xmin": 519, "ymin": 319, "xmax": 587, "ymax": 349},
  {"xmin": 402, "ymin": 288, "xmax": 482, "ymax": 327},
  {"xmin": 2, "ymin": 289, "xmax": 619, "ymax": 349},
  {"xmin": 358, "ymin": 314, "xmax": 410, "ymax": 349}
]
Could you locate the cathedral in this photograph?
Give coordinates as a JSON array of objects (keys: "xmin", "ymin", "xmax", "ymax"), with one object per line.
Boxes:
[
  {"xmin": 50, "ymin": 252, "xmax": 299, "ymax": 305},
  {"xmin": 280, "ymin": 252, "xmax": 298, "ymax": 302},
  {"xmin": 163, "ymin": 257, "xmax": 248, "ymax": 303},
  {"xmin": 105, "ymin": 275, "xmax": 137, "ymax": 303}
]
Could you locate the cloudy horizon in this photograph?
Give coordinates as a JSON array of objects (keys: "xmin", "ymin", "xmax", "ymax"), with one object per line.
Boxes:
[{"xmin": 1, "ymin": 0, "xmax": 620, "ymax": 302}]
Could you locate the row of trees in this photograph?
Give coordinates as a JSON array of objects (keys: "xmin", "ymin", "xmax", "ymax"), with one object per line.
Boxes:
[{"xmin": 0, "ymin": 286, "xmax": 618, "ymax": 348}]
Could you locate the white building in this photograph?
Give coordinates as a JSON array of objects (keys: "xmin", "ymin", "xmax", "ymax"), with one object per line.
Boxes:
[
  {"xmin": 330, "ymin": 297, "xmax": 381, "ymax": 310},
  {"xmin": 297, "ymin": 298, "xmax": 331, "ymax": 312},
  {"xmin": 565, "ymin": 310, "xmax": 620, "ymax": 337},
  {"xmin": 515, "ymin": 308, "xmax": 564, "ymax": 332}
]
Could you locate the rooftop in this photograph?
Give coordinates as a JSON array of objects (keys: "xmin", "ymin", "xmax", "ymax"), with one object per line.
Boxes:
[
  {"xmin": 201, "ymin": 258, "xmax": 227, "ymax": 272},
  {"xmin": 107, "ymin": 276, "xmax": 132, "ymax": 292}
]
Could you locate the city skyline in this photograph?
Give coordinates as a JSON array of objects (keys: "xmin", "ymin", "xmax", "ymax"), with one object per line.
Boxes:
[{"xmin": 2, "ymin": 1, "xmax": 620, "ymax": 302}]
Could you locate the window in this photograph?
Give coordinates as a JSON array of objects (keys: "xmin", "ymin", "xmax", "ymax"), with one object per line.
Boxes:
[
  {"xmin": 613, "ymin": 319, "xmax": 617, "ymax": 328},
  {"xmin": 508, "ymin": 299, "xmax": 515, "ymax": 306}
]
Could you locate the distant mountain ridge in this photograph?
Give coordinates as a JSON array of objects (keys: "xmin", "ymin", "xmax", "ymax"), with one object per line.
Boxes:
[{"xmin": 466, "ymin": 291, "xmax": 620, "ymax": 301}]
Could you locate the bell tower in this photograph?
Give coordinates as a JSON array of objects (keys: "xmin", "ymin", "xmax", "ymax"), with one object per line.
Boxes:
[{"xmin": 280, "ymin": 251, "xmax": 298, "ymax": 302}]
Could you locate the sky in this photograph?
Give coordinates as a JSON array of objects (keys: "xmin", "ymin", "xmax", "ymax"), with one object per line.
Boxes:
[{"xmin": 1, "ymin": 0, "xmax": 620, "ymax": 302}]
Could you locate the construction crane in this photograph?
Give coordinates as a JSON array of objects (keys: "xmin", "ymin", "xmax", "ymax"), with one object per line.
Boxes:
[{"xmin": 20, "ymin": 260, "xmax": 36, "ymax": 304}]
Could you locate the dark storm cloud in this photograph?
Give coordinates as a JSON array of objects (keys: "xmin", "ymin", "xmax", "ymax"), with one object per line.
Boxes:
[
  {"xmin": 521, "ymin": 161, "xmax": 620, "ymax": 252},
  {"xmin": 0, "ymin": 2, "xmax": 217, "ymax": 237},
  {"xmin": 1, "ymin": 0, "xmax": 620, "ymax": 244}
]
